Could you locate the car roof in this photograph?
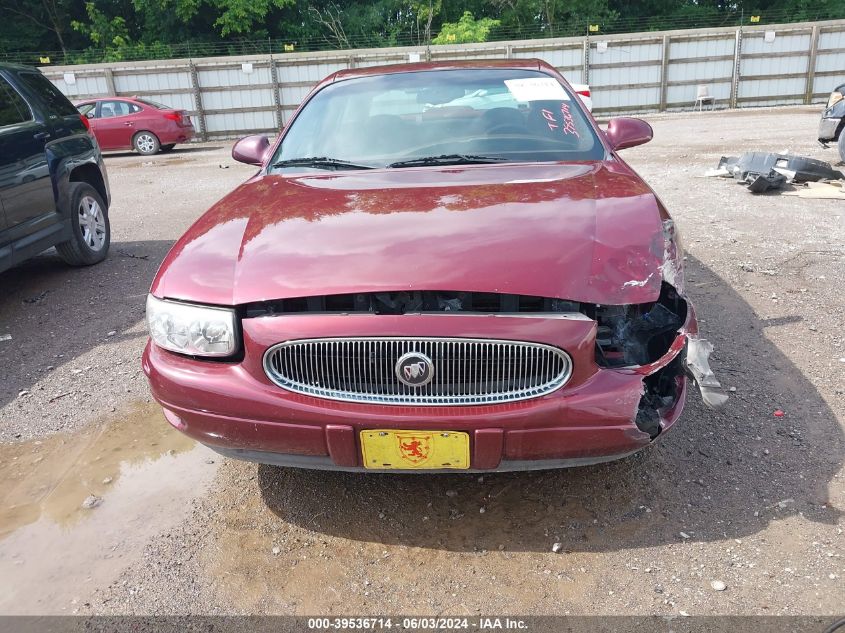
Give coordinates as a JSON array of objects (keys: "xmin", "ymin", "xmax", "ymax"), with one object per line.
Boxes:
[
  {"xmin": 329, "ymin": 58, "xmax": 554, "ymax": 83},
  {"xmin": 0, "ymin": 62, "xmax": 39, "ymax": 73}
]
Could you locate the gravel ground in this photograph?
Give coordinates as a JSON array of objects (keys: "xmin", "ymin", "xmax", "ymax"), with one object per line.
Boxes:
[{"xmin": 0, "ymin": 106, "xmax": 843, "ymax": 617}]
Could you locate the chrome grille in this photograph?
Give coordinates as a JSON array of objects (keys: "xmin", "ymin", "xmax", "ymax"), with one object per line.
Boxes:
[{"xmin": 263, "ymin": 337, "xmax": 572, "ymax": 405}]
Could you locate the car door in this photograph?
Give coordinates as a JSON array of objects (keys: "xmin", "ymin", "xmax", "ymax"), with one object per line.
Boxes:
[
  {"xmin": 92, "ymin": 99, "xmax": 138, "ymax": 150},
  {"xmin": 0, "ymin": 73, "xmax": 54, "ymax": 235}
]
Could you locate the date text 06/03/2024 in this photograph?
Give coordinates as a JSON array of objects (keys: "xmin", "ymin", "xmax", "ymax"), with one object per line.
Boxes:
[{"xmin": 306, "ymin": 617, "xmax": 529, "ymax": 630}]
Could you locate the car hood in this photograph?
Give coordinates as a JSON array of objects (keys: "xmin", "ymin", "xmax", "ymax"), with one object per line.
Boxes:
[{"xmin": 151, "ymin": 162, "xmax": 668, "ymax": 306}]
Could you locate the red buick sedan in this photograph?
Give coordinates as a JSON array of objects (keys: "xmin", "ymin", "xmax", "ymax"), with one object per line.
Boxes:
[
  {"xmin": 75, "ymin": 97, "xmax": 194, "ymax": 154},
  {"xmin": 143, "ymin": 60, "xmax": 726, "ymax": 472}
]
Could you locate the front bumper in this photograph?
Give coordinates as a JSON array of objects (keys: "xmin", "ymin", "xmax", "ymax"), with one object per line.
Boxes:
[{"xmin": 142, "ymin": 311, "xmax": 697, "ymax": 472}]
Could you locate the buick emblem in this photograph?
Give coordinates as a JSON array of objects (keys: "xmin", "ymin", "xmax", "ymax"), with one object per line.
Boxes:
[{"xmin": 395, "ymin": 351, "xmax": 434, "ymax": 388}]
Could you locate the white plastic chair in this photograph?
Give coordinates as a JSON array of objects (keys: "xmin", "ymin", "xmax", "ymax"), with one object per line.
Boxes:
[{"xmin": 693, "ymin": 85, "xmax": 716, "ymax": 111}]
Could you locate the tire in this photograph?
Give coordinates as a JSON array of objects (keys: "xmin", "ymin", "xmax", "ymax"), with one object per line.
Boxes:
[
  {"xmin": 133, "ymin": 131, "xmax": 160, "ymax": 155},
  {"xmin": 160, "ymin": 143, "xmax": 176, "ymax": 153},
  {"xmin": 838, "ymin": 128, "xmax": 845, "ymax": 164},
  {"xmin": 55, "ymin": 182, "xmax": 110, "ymax": 267}
]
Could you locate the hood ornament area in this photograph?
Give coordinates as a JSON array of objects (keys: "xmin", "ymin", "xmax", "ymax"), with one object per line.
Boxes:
[{"xmin": 395, "ymin": 352, "xmax": 434, "ymax": 388}]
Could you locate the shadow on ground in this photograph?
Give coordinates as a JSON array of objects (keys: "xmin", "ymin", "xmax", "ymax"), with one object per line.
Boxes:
[
  {"xmin": 258, "ymin": 255, "xmax": 844, "ymax": 552},
  {"xmin": 0, "ymin": 240, "xmax": 172, "ymax": 410},
  {"xmin": 102, "ymin": 145, "xmax": 223, "ymax": 159}
]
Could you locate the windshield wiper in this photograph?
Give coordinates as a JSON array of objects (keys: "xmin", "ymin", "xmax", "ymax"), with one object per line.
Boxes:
[
  {"xmin": 388, "ymin": 154, "xmax": 508, "ymax": 168},
  {"xmin": 271, "ymin": 157, "xmax": 374, "ymax": 171}
]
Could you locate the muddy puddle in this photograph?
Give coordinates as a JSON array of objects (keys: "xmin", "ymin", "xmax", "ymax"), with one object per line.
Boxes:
[{"xmin": 0, "ymin": 402, "xmax": 218, "ymax": 614}]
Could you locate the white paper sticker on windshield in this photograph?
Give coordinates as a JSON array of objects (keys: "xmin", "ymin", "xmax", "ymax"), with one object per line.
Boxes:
[{"xmin": 504, "ymin": 78, "xmax": 569, "ymax": 102}]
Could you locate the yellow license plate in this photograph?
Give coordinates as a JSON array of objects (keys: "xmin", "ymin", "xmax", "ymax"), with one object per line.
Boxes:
[{"xmin": 360, "ymin": 430, "xmax": 470, "ymax": 470}]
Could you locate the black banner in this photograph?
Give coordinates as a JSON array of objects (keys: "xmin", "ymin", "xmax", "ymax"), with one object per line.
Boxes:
[{"xmin": 0, "ymin": 616, "xmax": 843, "ymax": 633}]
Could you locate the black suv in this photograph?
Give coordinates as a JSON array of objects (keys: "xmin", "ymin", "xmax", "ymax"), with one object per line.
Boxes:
[{"xmin": 0, "ymin": 63, "xmax": 110, "ymax": 275}]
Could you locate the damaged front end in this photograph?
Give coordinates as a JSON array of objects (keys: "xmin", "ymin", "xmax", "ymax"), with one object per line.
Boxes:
[
  {"xmin": 242, "ymin": 225, "xmax": 726, "ymax": 447},
  {"xmin": 589, "ymin": 216, "xmax": 726, "ymax": 440},
  {"xmin": 591, "ymin": 279, "xmax": 726, "ymax": 439}
]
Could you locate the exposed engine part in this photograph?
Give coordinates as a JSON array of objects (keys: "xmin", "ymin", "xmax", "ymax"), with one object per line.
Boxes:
[
  {"xmin": 373, "ymin": 291, "xmax": 424, "ymax": 313},
  {"xmin": 592, "ymin": 283, "xmax": 687, "ymax": 367},
  {"xmin": 244, "ymin": 290, "xmax": 581, "ymax": 317},
  {"xmin": 636, "ymin": 351, "xmax": 684, "ymax": 438}
]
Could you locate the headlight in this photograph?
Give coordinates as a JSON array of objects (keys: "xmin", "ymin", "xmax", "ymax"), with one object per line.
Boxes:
[{"xmin": 146, "ymin": 294, "xmax": 237, "ymax": 357}]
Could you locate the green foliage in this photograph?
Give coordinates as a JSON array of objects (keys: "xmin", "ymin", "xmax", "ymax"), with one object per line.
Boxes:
[
  {"xmin": 432, "ymin": 11, "xmax": 499, "ymax": 44},
  {"xmin": 71, "ymin": 2, "xmax": 132, "ymax": 58},
  {"xmin": 4, "ymin": 0, "xmax": 845, "ymax": 62},
  {"xmin": 195, "ymin": 0, "xmax": 293, "ymax": 36}
]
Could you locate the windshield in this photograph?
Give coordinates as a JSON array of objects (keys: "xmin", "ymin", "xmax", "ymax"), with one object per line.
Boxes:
[{"xmin": 272, "ymin": 69, "xmax": 603, "ymax": 171}]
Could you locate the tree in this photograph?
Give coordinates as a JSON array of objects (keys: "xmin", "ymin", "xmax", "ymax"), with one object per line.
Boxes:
[
  {"xmin": 134, "ymin": 0, "xmax": 294, "ymax": 37},
  {"xmin": 0, "ymin": 0, "xmax": 75, "ymax": 55},
  {"xmin": 413, "ymin": 0, "xmax": 441, "ymax": 44},
  {"xmin": 432, "ymin": 10, "xmax": 499, "ymax": 44},
  {"xmin": 72, "ymin": 2, "xmax": 132, "ymax": 52},
  {"xmin": 308, "ymin": 2, "xmax": 349, "ymax": 47}
]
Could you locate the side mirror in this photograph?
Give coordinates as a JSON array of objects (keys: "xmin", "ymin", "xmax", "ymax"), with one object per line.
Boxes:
[
  {"xmin": 86, "ymin": 111, "xmax": 95, "ymax": 119},
  {"xmin": 604, "ymin": 117, "xmax": 653, "ymax": 151},
  {"xmin": 232, "ymin": 134, "xmax": 271, "ymax": 166}
]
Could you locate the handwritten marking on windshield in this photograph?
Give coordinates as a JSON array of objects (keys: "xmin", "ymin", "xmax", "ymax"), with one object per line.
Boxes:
[{"xmin": 540, "ymin": 103, "xmax": 580, "ymax": 137}]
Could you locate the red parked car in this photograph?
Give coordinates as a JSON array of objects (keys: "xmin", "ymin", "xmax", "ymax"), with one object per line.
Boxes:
[
  {"xmin": 75, "ymin": 97, "xmax": 194, "ymax": 155},
  {"xmin": 143, "ymin": 60, "xmax": 726, "ymax": 473}
]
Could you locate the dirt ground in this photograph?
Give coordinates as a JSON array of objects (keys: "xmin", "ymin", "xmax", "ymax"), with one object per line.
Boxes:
[{"xmin": 0, "ymin": 106, "xmax": 842, "ymax": 617}]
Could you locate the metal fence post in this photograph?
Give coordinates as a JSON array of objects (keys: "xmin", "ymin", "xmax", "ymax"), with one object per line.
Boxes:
[
  {"xmin": 188, "ymin": 61, "xmax": 208, "ymax": 141},
  {"xmin": 659, "ymin": 35, "xmax": 670, "ymax": 111},
  {"xmin": 805, "ymin": 24, "xmax": 820, "ymax": 104},
  {"xmin": 269, "ymin": 55, "xmax": 284, "ymax": 130},
  {"xmin": 730, "ymin": 27, "xmax": 742, "ymax": 109},
  {"xmin": 582, "ymin": 35, "xmax": 590, "ymax": 85}
]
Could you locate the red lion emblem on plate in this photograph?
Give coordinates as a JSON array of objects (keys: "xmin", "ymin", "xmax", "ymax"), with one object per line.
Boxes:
[{"xmin": 396, "ymin": 433, "xmax": 431, "ymax": 465}]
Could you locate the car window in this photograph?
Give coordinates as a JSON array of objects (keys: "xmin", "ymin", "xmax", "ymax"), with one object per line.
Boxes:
[
  {"xmin": 77, "ymin": 102, "xmax": 95, "ymax": 116},
  {"xmin": 0, "ymin": 76, "xmax": 33, "ymax": 127},
  {"xmin": 274, "ymin": 69, "xmax": 603, "ymax": 169},
  {"xmin": 99, "ymin": 100, "xmax": 135, "ymax": 118},
  {"xmin": 17, "ymin": 72, "xmax": 78, "ymax": 117}
]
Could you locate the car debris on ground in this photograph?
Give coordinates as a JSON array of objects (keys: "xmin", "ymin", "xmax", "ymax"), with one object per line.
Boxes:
[{"xmin": 704, "ymin": 151, "xmax": 844, "ymax": 194}]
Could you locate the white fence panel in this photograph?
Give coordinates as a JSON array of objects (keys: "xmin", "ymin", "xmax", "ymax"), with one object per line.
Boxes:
[
  {"xmin": 50, "ymin": 73, "xmax": 107, "ymax": 98},
  {"xmin": 113, "ymin": 70, "xmax": 189, "ymax": 92},
  {"xmin": 669, "ymin": 35, "xmax": 735, "ymax": 59},
  {"xmin": 741, "ymin": 31, "xmax": 812, "ymax": 55}
]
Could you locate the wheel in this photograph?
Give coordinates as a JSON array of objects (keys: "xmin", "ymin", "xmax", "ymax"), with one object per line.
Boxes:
[
  {"xmin": 838, "ymin": 128, "xmax": 845, "ymax": 164},
  {"xmin": 55, "ymin": 182, "xmax": 110, "ymax": 266},
  {"xmin": 133, "ymin": 131, "xmax": 160, "ymax": 155},
  {"xmin": 160, "ymin": 144, "xmax": 176, "ymax": 153}
]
